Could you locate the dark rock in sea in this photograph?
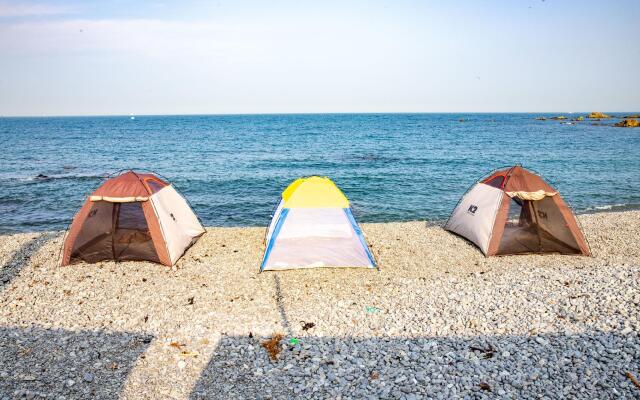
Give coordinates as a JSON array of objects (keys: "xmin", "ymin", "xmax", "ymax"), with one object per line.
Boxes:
[
  {"xmin": 614, "ymin": 119, "xmax": 639, "ymax": 128},
  {"xmin": 623, "ymin": 114, "xmax": 640, "ymax": 119},
  {"xmin": 550, "ymin": 116, "xmax": 567, "ymax": 120},
  {"xmin": 535, "ymin": 116, "xmax": 547, "ymax": 120},
  {"xmin": 571, "ymin": 116, "xmax": 584, "ymax": 121},
  {"xmin": 35, "ymin": 174, "xmax": 50, "ymax": 180},
  {"xmin": 587, "ymin": 112, "xmax": 611, "ymax": 119}
]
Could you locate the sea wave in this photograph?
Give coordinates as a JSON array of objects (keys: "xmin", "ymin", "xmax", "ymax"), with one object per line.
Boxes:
[
  {"xmin": 582, "ymin": 203, "xmax": 640, "ymax": 213},
  {"xmin": 1, "ymin": 173, "xmax": 107, "ymax": 183}
]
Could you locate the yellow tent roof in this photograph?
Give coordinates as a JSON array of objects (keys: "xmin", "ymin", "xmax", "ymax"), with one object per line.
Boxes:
[{"xmin": 282, "ymin": 176, "xmax": 350, "ymax": 208}]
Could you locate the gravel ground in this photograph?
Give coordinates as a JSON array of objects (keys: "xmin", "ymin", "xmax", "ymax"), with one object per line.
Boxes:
[{"xmin": 0, "ymin": 210, "xmax": 639, "ymax": 399}]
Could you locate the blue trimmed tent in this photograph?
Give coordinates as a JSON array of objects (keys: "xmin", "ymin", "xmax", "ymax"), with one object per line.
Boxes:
[{"xmin": 260, "ymin": 176, "xmax": 376, "ymax": 271}]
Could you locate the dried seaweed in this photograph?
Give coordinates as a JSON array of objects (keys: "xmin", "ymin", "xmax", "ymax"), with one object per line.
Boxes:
[{"xmin": 262, "ymin": 333, "xmax": 284, "ymax": 361}]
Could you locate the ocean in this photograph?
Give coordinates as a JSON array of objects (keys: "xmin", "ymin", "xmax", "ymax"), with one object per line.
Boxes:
[{"xmin": 1, "ymin": 113, "xmax": 639, "ymax": 234}]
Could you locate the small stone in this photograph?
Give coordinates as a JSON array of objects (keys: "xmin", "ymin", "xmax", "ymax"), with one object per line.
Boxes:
[
  {"xmin": 178, "ymin": 360, "xmax": 186, "ymax": 369},
  {"xmin": 66, "ymin": 379, "xmax": 75, "ymax": 387},
  {"xmin": 83, "ymin": 372, "xmax": 94, "ymax": 382}
]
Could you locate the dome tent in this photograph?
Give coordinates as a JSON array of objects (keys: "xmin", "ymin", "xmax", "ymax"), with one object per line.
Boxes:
[
  {"xmin": 62, "ymin": 171, "xmax": 205, "ymax": 266},
  {"xmin": 261, "ymin": 176, "xmax": 376, "ymax": 271},
  {"xmin": 444, "ymin": 165, "xmax": 590, "ymax": 256}
]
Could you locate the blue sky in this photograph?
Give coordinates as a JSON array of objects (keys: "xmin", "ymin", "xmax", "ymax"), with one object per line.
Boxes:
[{"xmin": 0, "ymin": 0, "xmax": 638, "ymax": 116}]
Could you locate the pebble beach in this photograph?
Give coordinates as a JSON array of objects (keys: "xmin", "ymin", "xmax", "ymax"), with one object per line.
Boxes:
[{"xmin": 1, "ymin": 210, "xmax": 639, "ymax": 399}]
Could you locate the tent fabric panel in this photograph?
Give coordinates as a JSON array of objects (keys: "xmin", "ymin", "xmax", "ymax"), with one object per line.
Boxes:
[
  {"xmin": 551, "ymin": 195, "xmax": 591, "ymax": 255},
  {"xmin": 92, "ymin": 171, "xmax": 151, "ymax": 198},
  {"xmin": 67, "ymin": 201, "xmax": 115, "ymax": 264},
  {"xmin": 141, "ymin": 201, "xmax": 172, "ymax": 266},
  {"xmin": 62, "ymin": 199, "xmax": 94, "ymax": 265},
  {"xmin": 444, "ymin": 183, "xmax": 504, "ymax": 255},
  {"xmin": 262, "ymin": 237, "xmax": 374, "ymax": 270},
  {"xmin": 495, "ymin": 198, "xmax": 581, "ymax": 255},
  {"xmin": 503, "ymin": 166, "xmax": 556, "ymax": 194},
  {"xmin": 532, "ymin": 196, "xmax": 582, "ymax": 252},
  {"xmin": 486, "ymin": 194, "xmax": 512, "ymax": 256},
  {"xmin": 282, "ymin": 177, "xmax": 349, "ymax": 208},
  {"xmin": 343, "ymin": 208, "xmax": 376, "ymax": 267},
  {"xmin": 262, "ymin": 208, "xmax": 372, "ymax": 270},
  {"xmin": 260, "ymin": 208, "xmax": 289, "ymax": 271},
  {"xmin": 275, "ymin": 208, "xmax": 355, "ymax": 239},
  {"xmin": 151, "ymin": 186, "xmax": 205, "ymax": 265}
]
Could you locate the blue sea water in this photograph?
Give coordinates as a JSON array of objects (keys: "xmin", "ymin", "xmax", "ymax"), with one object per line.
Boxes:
[{"xmin": 1, "ymin": 113, "xmax": 639, "ymax": 234}]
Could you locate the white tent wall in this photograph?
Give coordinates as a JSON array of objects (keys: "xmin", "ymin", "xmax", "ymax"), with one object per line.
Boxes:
[
  {"xmin": 150, "ymin": 185, "xmax": 205, "ymax": 264},
  {"xmin": 262, "ymin": 208, "xmax": 374, "ymax": 271},
  {"xmin": 444, "ymin": 183, "xmax": 504, "ymax": 255}
]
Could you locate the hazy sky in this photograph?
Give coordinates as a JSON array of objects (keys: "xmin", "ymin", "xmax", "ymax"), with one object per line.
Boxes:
[{"xmin": 0, "ymin": 0, "xmax": 638, "ymax": 116}]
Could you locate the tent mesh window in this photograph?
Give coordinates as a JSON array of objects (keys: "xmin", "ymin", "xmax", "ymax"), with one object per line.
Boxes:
[
  {"xmin": 71, "ymin": 201, "xmax": 160, "ymax": 263},
  {"xmin": 113, "ymin": 202, "xmax": 160, "ymax": 262},
  {"xmin": 497, "ymin": 197, "xmax": 581, "ymax": 255}
]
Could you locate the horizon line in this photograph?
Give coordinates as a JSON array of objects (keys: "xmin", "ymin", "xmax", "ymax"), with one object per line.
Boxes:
[{"xmin": 1, "ymin": 110, "xmax": 638, "ymax": 118}]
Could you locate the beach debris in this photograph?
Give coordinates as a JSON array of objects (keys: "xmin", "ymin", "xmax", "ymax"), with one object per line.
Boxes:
[
  {"xmin": 479, "ymin": 382, "xmax": 492, "ymax": 391},
  {"xmin": 262, "ymin": 333, "xmax": 284, "ymax": 360},
  {"xmin": 365, "ymin": 306, "xmax": 381, "ymax": 313},
  {"xmin": 627, "ymin": 371, "xmax": 640, "ymax": 389},
  {"xmin": 614, "ymin": 119, "xmax": 639, "ymax": 128},
  {"xmin": 180, "ymin": 350, "xmax": 199, "ymax": 357},
  {"xmin": 301, "ymin": 321, "xmax": 315, "ymax": 331},
  {"xmin": 169, "ymin": 342, "xmax": 185, "ymax": 350},
  {"xmin": 289, "ymin": 338, "xmax": 300, "ymax": 345},
  {"xmin": 470, "ymin": 344, "xmax": 495, "ymax": 359},
  {"xmin": 587, "ymin": 112, "xmax": 611, "ymax": 119},
  {"xmin": 370, "ymin": 371, "xmax": 380, "ymax": 380},
  {"xmin": 187, "ymin": 297, "xmax": 194, "ymax": 305}
]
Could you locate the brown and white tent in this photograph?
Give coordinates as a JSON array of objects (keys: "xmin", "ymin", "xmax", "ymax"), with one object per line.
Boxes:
[
  {"xmin": 444, "ymin": 166, "xmax": 590, "ymax": 256},
  {"xmin": 62, "ymin": 171, "xmax": 205, "ymax": 266}
]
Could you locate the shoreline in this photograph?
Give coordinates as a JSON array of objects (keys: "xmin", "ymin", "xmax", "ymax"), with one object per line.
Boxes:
[
  {"xmin": 1, "ymin": 210, "xmax": 638, "ymax": 398},
  {"xmin": 2, "ymin": 205, "xmax": 640, "ymax": 236}
]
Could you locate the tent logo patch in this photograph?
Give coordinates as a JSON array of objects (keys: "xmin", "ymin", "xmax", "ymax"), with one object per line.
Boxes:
[{"xmin": 467, "ymin": 205, "xmax": 478, "ymax": 215}]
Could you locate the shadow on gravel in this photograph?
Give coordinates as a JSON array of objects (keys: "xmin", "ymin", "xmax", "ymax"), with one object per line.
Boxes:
[
  {"xmin": 0, "ymin": 326, "xmax": 153, "ymax": 399},
  {"xmin": 190, "ymin": 331, "xmax": 639, "ymax": 399},
  {"xmin": 0, "ymin": 232, "xmax": 57, "ymax": 292}
]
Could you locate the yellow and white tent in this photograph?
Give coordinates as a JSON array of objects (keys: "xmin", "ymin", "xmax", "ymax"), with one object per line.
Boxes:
[{"xmin": 260, "ymin": 176, "xmax": 376, "ymax": 271}]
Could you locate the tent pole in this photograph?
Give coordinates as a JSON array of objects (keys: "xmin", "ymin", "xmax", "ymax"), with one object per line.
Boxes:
[
  {"xmin": 531, "ymin": 201, "xmax": 543, "ymax": 251},
  {"xmin": 111, "ymin": 203, "xmax": 120, "ymax": 262}
]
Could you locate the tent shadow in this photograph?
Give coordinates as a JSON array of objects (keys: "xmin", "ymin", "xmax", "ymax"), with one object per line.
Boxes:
[
  {"xmin": 1, "ymin": 232, "xmax": 58, "ymax": 292},
  {"xmin": 190, "ymin": 330, "xmax": 638, "ymax": 399},
  {"xmin": 0, "ymin": 325, "xmax": 153, "ymax": 399}
]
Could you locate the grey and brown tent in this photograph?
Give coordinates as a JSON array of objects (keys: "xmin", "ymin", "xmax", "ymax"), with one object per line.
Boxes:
[
  {"xmin": 444, "ymin": 166, "xmax": 590, "ymax": 256},
  {"xmin": 62, "ymin": 171, "xmax": 205, "ymax": 266}
]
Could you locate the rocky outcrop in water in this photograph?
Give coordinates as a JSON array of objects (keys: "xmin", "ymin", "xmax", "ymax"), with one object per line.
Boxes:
[
  {"xmin": 587, "ymin": 112, "xmax": 611, "ymax": 119},
  {"xmin": 614, "ymin": 119, "xmax": 639, "ymax": 128}
]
